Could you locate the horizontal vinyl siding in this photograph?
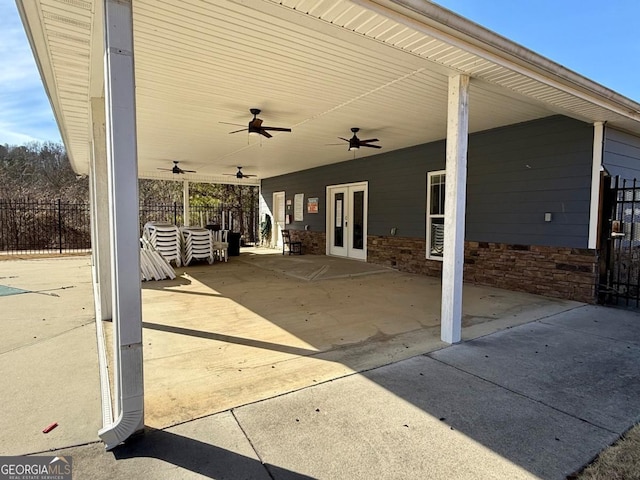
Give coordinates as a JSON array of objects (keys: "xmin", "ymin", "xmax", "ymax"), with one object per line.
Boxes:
[
  {"xmin": 466, "ymin": 116, "xmax": 592, "ymax": 247},
  {"xmin": 603, "ymin": 128, "xmax": 640, "ymax": 181},
  {"xmin": 262, "ymin": 142, "xmax": 445, "ymax": 238},
  {"xmin": 262, "ymin": 115, "xmax": 593, "ymax": 249}
]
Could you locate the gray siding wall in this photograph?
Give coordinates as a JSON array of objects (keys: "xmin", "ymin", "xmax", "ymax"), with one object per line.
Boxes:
[
  {"xmin": 466, "ymin": 116, "xmax": 592, "ymax": 246},
  {"xmin": 603, "ymin": 127, "xmax": 640, "ymax": 181},
  {"xmin": 262, "ymin": 115, "xmax": 594, "ymax": 248}
]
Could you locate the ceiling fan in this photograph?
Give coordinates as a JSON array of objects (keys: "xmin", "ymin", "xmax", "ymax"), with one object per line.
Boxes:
[
  {"xmin": 157, "ymin": 160, "xmax": 196, "ymax": 174},
  {"xmin": 224, "ymin": 166, "xmax": 257, "ymax": 179},
  {"xmin": 333, "ymin": 128, "xmax": 382, "ymax": 151},
  {"xmin": 223, "ymin": 108, "xmax": 291, "ymax": 138}
]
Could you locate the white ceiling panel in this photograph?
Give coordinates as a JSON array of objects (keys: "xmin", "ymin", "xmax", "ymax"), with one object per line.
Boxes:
[{"xmin": 17, "ymin": 0, "xmax": 640, "ymax": 181}]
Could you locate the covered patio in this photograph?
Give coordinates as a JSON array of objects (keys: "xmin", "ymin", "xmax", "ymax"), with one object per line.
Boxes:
[
  {"xmin": 129, "ymin": 249, "xmax": 577, "ymax": 428},
  {"xmin": 16, "ymin": 0, "xmax": 640, "ymax": 448}
]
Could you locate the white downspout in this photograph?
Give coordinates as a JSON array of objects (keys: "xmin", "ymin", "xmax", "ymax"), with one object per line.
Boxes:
[{"xmin": 97, "ymin": 0, "xmax": 144, "ymax": 450}]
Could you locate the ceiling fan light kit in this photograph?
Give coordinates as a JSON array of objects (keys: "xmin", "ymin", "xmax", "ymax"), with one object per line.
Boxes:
[
  {"xmin": 338, "ymin": 127, "xmax": 382, "ymax": 151},
  {"xmin": 223, "ymin": 166, "xmax": 257, "ymax": 179}
]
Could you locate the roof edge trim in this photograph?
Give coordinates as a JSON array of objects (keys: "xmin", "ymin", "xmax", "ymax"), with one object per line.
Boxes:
[{"xmin": 14, "ymin": 1, "xmax": 72, "ymax": 151}]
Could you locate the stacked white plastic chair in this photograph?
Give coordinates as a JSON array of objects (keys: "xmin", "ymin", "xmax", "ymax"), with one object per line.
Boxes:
[
  {"xmin": 211, "ymin": 229, "xmax": 229, "ymax": 262},
  {"xmin": 180, "ymin": 226, "xmax": 215, "ymax": 265},
  {"xmin": 143, "ymin": 222, "xmax": 182, "ymax": 267},
  {"xmin": 140, "ymin": 237, "xmax": 177, "ymax": 281}
]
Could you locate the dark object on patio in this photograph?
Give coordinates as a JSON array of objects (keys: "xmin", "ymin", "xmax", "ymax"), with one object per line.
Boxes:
[
  {"xmin": 282, "ymin": 230, "xmax": 302, "ymax": 255},
  {"xmin": 228, "ymin": 232, "xmax": 241, "ymax": 256}
]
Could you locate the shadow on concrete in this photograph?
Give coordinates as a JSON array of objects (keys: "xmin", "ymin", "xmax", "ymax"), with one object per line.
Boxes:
[
  {"xmin": 113, "ymin": 428, "xmax": 314, "ymax": 480},
  {"xmin": 135, "ymin": 250, "xmax": 640, "ymax": 478},
  {"xmin": 143, "ymin": 321, "xmax": 317, "ymax": 356},
  {"xmin": 144, "ymin": 288, "xmax": 224, "ymax": 299}
]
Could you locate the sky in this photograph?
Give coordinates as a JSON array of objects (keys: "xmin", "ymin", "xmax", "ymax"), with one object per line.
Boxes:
[{"xmin": 1, "ymin": 0, "xmax": 639, "ymax": 146}]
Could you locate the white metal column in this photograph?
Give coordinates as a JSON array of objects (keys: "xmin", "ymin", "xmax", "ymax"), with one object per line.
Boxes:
[
  {"xmin": 183, "ymin": 180, "xmax": 190, "ymax": 226},
  {"xmin": 98, "ymin": 0, "xmax": 144, "ymax": 450},
  {"xmin": 90, "ymin": 97, "xmax": 112, "ymax": 321},
  {"xmin": 441, "ymin": 74, "xmax": 470, "ymax": 344},
  {"xmin": 588, "ymin": 122, "xmax": 605, "ymax": 249}
]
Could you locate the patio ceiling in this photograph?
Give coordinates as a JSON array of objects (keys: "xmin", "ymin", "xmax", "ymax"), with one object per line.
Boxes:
[{"xmin": 17, "ymin": 0, "xmax": 640, "ymax": 184}]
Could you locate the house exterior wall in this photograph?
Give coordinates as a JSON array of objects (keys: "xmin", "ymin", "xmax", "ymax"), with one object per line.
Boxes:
[
  {"xmin": 603, "ymin": 127, "xmax": 640, "ymax": 182},
  {"xmin": 261, "ymin": 115, "xmax": 598, "ymax": 302},
  {"xmin": 465, "ymin": 116, "xmax": 592, "ymax": 247},
  {"xmin": 286, "ymin": 231, "xmax": 597, "ymax": 303}
]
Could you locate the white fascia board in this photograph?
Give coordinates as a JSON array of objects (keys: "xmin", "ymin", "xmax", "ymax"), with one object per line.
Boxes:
[
  {"xmin": 14, "ymin": 1, "xmax": 73, "ymax": 157},
  {"xmin": 138, "ymin": 171, "xmax": 260, "ymax": 186}
]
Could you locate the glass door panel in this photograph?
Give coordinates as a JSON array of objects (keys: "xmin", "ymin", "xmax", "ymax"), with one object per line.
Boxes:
[{"xmin": 327, "ymin": 183, "xmax": 367, "ymax": 260}]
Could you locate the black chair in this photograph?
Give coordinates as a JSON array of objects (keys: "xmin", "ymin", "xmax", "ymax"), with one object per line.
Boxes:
[{"xmin": 281, "ymin": 229, "xmax": 302, "ymax": 255}]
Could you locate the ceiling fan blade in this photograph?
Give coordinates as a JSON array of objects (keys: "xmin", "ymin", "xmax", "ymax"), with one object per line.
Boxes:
[
  {"xmin": 253, "ymin": 118, "xmax": 263, "ymax": 128},
  {"xmin": 261, "ymin": 126, "xmax": 291, "ymax": 132},
  {"xmin": 228, "ymin": 128, "xmax": 248, "ymax": 134},
  {"xmin": 260, "ymin": 130, "xmax": 273, "ymax": 138},
  {"xmin": 361, "ymin": 144, "xmax": 382, "ymax": 149},
  {"xmin": 325, "ymin": 143, "xmax": 345, "ymax": 146},
  {"xmin": 338, "ymin": 137, "xmax": 350, "ymax": 142},
  {"xmin": 157, "ymin": 168, "xmax": 173, "ymax": 171},
  {"xmin": 359, "ymin": 138, "xmax": 379, "ymax": 144},
  {"xmin": 182, "ymin": 170, "xmax": 197, "ymax": 173},
  {"xmin": 219, "ymin": 121, "xmax": 246, "ymax": 127},
  {"xmin": 241, "ymin": 174, "xmax": 257, "ymax": 177}
]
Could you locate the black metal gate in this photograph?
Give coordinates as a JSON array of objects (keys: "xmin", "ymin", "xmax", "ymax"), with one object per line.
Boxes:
[{"xmin": 600, "ymin": 177, "xmax": 640, "ymax": 307}]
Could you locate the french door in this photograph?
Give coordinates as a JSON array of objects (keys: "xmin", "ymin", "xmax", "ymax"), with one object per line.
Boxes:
[{"xmin": 327, "ymin": 182, "xmax": 367, "ymax": 260}]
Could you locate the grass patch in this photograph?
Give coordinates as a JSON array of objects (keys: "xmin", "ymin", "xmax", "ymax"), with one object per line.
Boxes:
[{"xmin": 572, "ymin": 423, "xmax": 640, "ymax": 479}]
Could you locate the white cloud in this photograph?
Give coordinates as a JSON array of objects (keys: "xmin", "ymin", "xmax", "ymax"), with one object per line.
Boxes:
[{"xmin": 0, "ymin": 128, "xmax": 40, "ymax": 146}]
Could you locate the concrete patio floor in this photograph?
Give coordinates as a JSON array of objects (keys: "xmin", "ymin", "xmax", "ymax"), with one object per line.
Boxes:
[
  {"xmin": 4, "ymin": 252, "xmax": 640, "ymax": 479},
  {"xmin": 111, "ymin": 247, "xmax": 582, "ymax": 429}
]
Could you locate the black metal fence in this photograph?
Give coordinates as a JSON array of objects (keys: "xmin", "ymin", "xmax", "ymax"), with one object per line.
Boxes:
[
  {"xmin": 601, "ymin": 177, "xmax": 640, "ymax": 307},
  {"xmin": 0, "ymin": 200, "xmax": 258, "ymax": 255},
  {"xmin": 139, "ymin": 202, "xmax": 259, "ymax": 244},
  {"xmin": 0, "ymin": 199, "xmax": 91, "ymax": 254}
]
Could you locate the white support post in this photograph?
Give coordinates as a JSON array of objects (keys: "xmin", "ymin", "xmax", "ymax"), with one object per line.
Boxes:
[
  {"xmin": 441, "ymin": 74, "xmax": 470, "ymax": 345},
  {"xmin": 183, "ymin": 180, "xmax": 190, "ymax": 227},
  {"xmin": 90, "ymin": 97, "xmax": 112, "ymax": 321},
  {"xmin": 588, "ymin": 122, "xmax": 605, "ymax": 249},
  {"xmin": 98, "ymin": 0, "xmax": 144, "ymax": 450}
]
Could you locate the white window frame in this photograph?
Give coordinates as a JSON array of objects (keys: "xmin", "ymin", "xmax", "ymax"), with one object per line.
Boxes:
[{"xmin": 426, "ymin": 170, "xmax": 446, "ymax": 261}]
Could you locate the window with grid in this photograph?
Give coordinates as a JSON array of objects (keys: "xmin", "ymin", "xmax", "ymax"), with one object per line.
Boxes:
[{"xmin": 426, "ymin": 171, "xmax": 445, "ymax": 259}]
